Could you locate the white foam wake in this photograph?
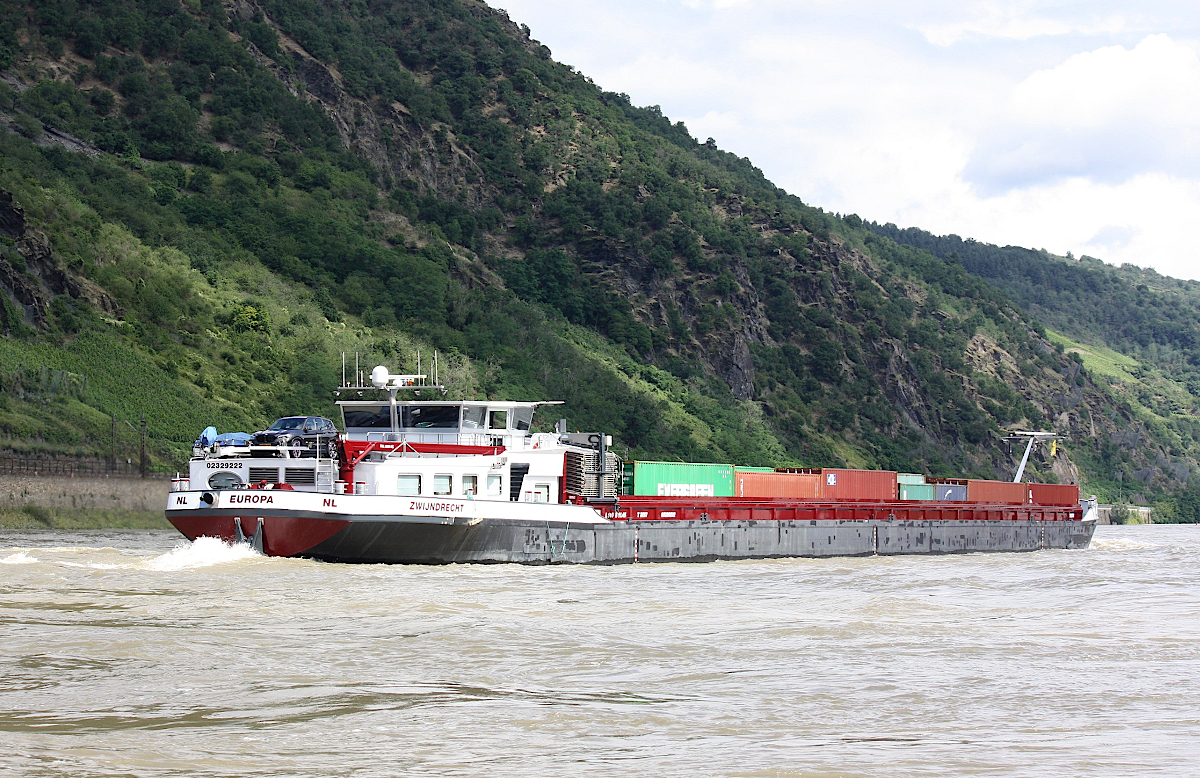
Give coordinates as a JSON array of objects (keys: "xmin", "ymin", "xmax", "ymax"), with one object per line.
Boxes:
[
  {"xmin": 1, "ymin": 551, "xmax": 39, "ymax": 565},
  {"xmin": 143, "ymin": 536, "xmax": 261, "ymax": 571},
  {"xmin": 1090, "ymin": 537, "xmax": 1155, "ymax": 552}
]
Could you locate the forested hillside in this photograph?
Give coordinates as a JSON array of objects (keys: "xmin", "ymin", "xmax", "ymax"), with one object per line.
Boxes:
[
  {"xmin": 868, "ymin": 223, "xmax": 1200, "ymax": 399},
  {"xmin": 1, "ymin": 0, "xmax": 1197, "ymax": 517},
  {"xmin": 868, "ymin": 222, "xmax": 1200, "ymax": 511}
]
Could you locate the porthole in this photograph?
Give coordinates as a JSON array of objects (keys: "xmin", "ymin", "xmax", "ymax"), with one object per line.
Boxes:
[{"xmin": 208, "ymin": 471, "xmax": 243, "ymax": 489}]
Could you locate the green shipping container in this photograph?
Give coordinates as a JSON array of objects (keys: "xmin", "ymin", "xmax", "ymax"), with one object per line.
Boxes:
[
  {"xmin": 627, "ymin": 461, "xmax": 735, "ymax": 497},
  {"xmin": 735, "ymin": 466, "xmax": 776, "ymax": 473},
  {"xmin": 899, "ymin": 483, "xmax": 936, "ymax": 500},
  {"xmin": 898, "ymin": 473, "xmax": 927, "ymax": 485}
]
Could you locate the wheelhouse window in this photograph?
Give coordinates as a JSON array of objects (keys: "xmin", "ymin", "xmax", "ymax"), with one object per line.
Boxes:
[
  {"xmin": 402, "ymin": 405, "xmax": 461, "ymax": 428},
  {"xmin": 513, "ymin": 408, "xmax": 534, "ymax": 431},
  {"xmin": 462, "ymin": 475, "xmax": 478, "ymax": 496},
  {"xmin": 343, "ymin": 405, "xmax": 392, "ymax": 429},
  {"xmin": 433, "ymin": 474, "xmax": 452, "ymax": 496},
  {"xmin": 462, "ymin": 407, "xmax": 486, "ymax": 429},
  {"xmin": 487, "ymin": 410, "xmax": 508, "ymax": 430},
  {"xmin": 397, "ymin": 474, "xmax": 421, "ymax": 496}
]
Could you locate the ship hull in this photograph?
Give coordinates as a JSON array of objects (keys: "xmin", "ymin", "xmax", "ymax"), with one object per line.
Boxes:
[
  {"xmin": 304, "ymin": 517, "xmax": 1096, "ymax": 564},
  {"xmin": 166, "ymin": 491, "xmax": 1095, "ymax": 563}
]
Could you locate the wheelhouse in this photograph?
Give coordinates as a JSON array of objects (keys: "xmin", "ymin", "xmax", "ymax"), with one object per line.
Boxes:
[{"xmin": 338, "ymin": 399, "xmax": 552, "ymax": 450}]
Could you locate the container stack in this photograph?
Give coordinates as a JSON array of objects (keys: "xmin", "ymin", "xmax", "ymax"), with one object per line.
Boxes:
[
  {"xmin": 621, "ymin": 460, "xmax": 1080, "ymax": 507},
  {"xmin": 624, "ymin": 461, "xmax": 734, "ymax": 497},
  {"xmin": 773, "ymin": 468, "xmax": 900, "ymax": 500},
  {"xmin": 966, "ymin": 479, "xmax": 1027, "ymax": 504},
  {"xmin": 1027, "ymin": 483, "xmax": 1080, "ymax": 506},
  {"xmin": 928, "ymin": 478, "xmax": 968, "ymax": 501},
  {"xmin": 734, "ymin": 469, "xmax": 820, "ymax": 498},
  {"xmin": 898, "ymin": 473, "xmax": 935, "ymax": 501}
]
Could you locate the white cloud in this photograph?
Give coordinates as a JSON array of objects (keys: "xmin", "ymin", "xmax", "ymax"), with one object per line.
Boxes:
[
  {"xmin": 679, "ymin": 0, "xmax": 755, "ymax": 9},
  {"xmin": 893, "ymin": 173, "xmax": 1195, "ymax": 260},
  {"xmin": 965, "ymin": 35, "xmax": 1200, "ymax": 192},
  {"xmin": 914, "ymin": 2, "xmax": 1130, "ymax": 46}
]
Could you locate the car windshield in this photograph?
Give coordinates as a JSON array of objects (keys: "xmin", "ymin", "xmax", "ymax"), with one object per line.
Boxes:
[{"xmin": 268, "ymin": 418, "xmax": 307, "ymax": 431}]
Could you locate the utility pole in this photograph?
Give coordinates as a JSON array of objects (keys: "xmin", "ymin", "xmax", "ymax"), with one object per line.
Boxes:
[{"xmin": 139, "ymin": 414, "xmax": 147, "ymax": 478}]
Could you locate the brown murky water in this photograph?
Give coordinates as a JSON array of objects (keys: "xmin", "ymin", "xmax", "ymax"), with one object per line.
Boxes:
[{"xmin": 2, "ymin": 524, "xmax": 1198, "ymax": 776}]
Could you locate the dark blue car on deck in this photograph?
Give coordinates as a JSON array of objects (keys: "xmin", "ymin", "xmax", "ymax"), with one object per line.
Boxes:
[{"xmin": 251, "ymin": 416, "xmax": 339, "ymax": 457}]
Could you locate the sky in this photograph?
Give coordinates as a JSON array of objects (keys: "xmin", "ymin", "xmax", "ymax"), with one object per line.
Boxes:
[{"xmin": 496, "ymin": 0, "xmax": 1200, "ymax": 281}]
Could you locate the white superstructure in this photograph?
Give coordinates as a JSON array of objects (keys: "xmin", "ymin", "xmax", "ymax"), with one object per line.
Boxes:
[{"xmin": 178, "ymin": 364, "xmax": 620, "ymax": 507}]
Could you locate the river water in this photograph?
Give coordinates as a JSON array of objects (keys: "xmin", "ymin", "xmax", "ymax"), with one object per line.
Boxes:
[{"xmin": 1, "ymin": 524, "xmax": 1198, "ymax": 777}]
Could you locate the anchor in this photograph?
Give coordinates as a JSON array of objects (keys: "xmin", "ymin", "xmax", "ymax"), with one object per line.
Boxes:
[{"xmin": 233, "ymin": 517, "xmax": 265, "ymax": 554}]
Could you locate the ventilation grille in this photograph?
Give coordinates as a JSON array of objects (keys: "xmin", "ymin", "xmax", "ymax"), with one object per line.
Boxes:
[
  {"xmin": 249, "ymin": 467, "xmax": 279, "ymax": 483},
  {"xmin": 285, "ymin": 468, "xmax": 316, "ymax": 485},
  {"xmin": 565, "ymin": 451, "xmax": 620, "ymax": 498}
]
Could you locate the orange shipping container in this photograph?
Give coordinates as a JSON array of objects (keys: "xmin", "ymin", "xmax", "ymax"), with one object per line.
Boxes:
[
  {"xmin": 818, "ymin": 468, "xmax": 898, "ymax": 501},
  {"xmin": 1028, "ymin": 483, "xmax": 1079, "ymax": 507},
  {"xmin": 967, "ymin": 479, "xmax": 1027, "ymax": 504},
  {"xmin": 735, "ymin": 470, "xmax": 821, "ymax": 498}
]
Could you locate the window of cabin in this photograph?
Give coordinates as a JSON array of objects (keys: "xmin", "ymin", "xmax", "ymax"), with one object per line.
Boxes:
[
  {"xmin": 513, "ymin": 408, "xmax": 534, "ymax": 431},
  {"xmin": 403, "ymin": 405, "xmax": 461, "ymax": 428},
  {"xmin": 461, "ymin": 407, "xmax": 486, "ymax": 429},
  {"xmin": 462, "ymin": 475, "xmax": 478, "ymax": 496},
  {"xmin": 486, "ymin": 474, "xmax": 503, "ymax": 497},
  {"xmin": 487, "ymin": 410, "xmax": 508, "ymax": 430},
  {"xmin": 343, "ymin": 405, "xmax": 392, "ymax": 429},
  {"xmin": 433, "ymin": 474, "xmax": 452, "ymax": 496},
  {"xmin": 397, "ymin": 474, "xmax": 421, "ymax": 496}
]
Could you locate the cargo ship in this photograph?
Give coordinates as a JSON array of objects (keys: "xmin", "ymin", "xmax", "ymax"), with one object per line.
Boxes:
[{"xmin": 165, "ymin": 364, "xmax": 1096, "ymax": 563}]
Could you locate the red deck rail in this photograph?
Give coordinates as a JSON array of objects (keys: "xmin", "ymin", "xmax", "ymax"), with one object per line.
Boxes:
[{"xmin": 602, "ymin": 497, "xmax": 1080, "ymax": 523}]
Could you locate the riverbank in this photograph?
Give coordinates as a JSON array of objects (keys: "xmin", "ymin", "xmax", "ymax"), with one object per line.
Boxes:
[
  {"xmin": 0, "ymin": 473, "xmax": 170, "ymax": 528},
  {"xmin": 0, "ymin": 505, "xmax": 168, "ymax": 529}
]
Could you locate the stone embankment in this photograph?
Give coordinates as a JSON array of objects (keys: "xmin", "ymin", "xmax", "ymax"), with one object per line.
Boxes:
[{"xmin": 1, "ymin": 473, "xmax": 169, "ymax": 512}]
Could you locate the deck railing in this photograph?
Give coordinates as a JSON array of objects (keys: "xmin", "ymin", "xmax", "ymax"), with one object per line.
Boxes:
[{"xmin": 361, "ymin": 430, "xmax": 510, "ymax": 448}]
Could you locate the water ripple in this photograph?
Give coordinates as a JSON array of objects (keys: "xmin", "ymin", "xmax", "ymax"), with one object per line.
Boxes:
[{"xmin": 1, "ymin": 525, "xmax": 1198, "ymax": 777}]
